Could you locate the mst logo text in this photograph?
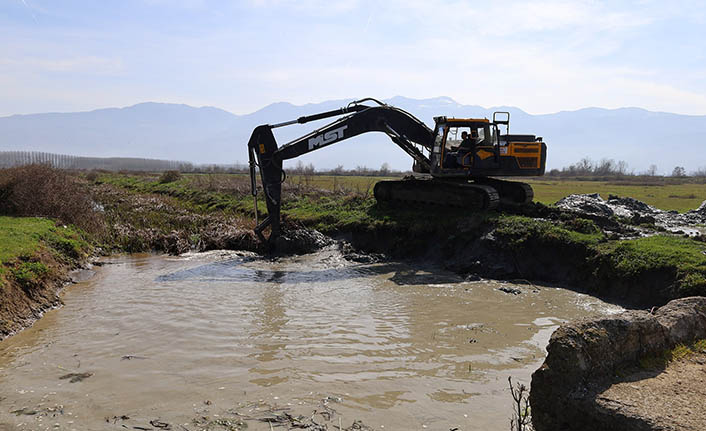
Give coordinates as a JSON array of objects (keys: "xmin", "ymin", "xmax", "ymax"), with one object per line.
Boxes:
[{"xmin": 308, "ymin": 125, "xmax": 348, "ymax": 150}]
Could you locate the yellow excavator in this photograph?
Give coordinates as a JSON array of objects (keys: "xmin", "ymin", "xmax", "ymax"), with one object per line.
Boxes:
[{"xmin": 247, "ymin": 97, "xmax": 546, "ymax": 244}]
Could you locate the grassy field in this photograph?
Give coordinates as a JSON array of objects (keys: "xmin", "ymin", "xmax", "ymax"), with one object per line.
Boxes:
[
  {"xmin": 524, "ymin": 179, "xmax": 706, "ymax": 212},
  {"xmin": 286, "ymin": 175, "xmax": 706, "ymax": 212},
  {"xmin": 2, "ymin": 169, "xmax": 704, "ymax": 303},
  {"xmin": 101, "ymin": 172, "xmax": 706, "ymax": 214}
]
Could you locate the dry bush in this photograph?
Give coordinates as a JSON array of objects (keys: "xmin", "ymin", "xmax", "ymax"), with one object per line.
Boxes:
[
  {"xmin": 0, "ymin": 164, "xmax": 104, "ymax": 234},
  {"xmin": 159, "ymin": 170, "xmax": 182, "ymax": 184},
  {"xmin": 85, "ymin": 170, "xmax": 99, "ymax": 182}
]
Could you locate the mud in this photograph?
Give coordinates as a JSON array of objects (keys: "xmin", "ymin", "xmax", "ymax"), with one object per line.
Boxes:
[
  {"xmin": 556, "ymin": 194, "xmax": 706, "ymax": 236},
  {"xmin": 0, "ymin": 250, "xmax": 622, "ymax": 430}
]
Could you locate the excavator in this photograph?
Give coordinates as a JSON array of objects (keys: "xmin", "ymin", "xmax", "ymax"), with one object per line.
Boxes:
[{"xmin": 247, "ymin": 97, "xmax": 546, "ymax": 245}]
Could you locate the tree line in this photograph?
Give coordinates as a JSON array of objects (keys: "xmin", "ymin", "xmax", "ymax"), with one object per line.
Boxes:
[
  {"xmin": 546, "ymin": 158, "xmax": 706, "ymax": 178},
  {"xmin": 0, "ymin": 151, "xmax": 248, "ymax": 173},
  {"xmin": 3, "ymin": 151, "xmax": 704, "ymax": 179}
]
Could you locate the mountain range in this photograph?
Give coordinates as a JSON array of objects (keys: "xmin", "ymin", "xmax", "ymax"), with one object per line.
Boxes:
[{"xmin": 1, "ymin": 96, "xmax": 705, "ymax": 174}]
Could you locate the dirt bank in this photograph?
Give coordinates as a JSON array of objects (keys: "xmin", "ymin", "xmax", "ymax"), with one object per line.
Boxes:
[
  {"xmin": 0, "ymin": 220, "xmax": 93, "ymax": 340},
  {"xmin": 343, "ymin": 198, "xmax": 706, "ymax": 307},
  {"xmin": 530, "ymin": 296, "xmax": 706, "ymax": 431}
]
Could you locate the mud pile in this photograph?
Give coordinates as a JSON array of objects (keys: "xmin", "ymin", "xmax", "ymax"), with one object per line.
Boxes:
[
  {"xmin": 273, "ymin": 228, "xmax": 333, "ymax": 255},
  {"xmin": 556, "ymin": 194, "xmax": 706, "ymax": 234}
]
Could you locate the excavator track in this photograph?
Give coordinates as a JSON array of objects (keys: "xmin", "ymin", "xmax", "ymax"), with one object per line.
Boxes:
[
  {"xmin": 374, "ymin": 178, "xmax": 500, "ymax": 210},
  {"xmin": 472, "ymin": 177, "xmax": 534, "ymax": 207}
]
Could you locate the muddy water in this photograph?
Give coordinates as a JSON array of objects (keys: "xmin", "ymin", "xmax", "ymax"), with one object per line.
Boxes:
[{"xmin": 0, "ymin": 249, "xmax": 622, "ymax": 431}]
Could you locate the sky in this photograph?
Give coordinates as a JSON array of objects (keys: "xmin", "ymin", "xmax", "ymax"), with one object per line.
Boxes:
[{"xmin": 1, "ymin": 0, "xmax": 706, "ymax": 117}]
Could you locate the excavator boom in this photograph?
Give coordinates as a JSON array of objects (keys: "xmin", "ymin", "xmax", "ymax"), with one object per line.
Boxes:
[{"xmin": 248, "ymin": 99, "xmax": 433, "ymax": 244}]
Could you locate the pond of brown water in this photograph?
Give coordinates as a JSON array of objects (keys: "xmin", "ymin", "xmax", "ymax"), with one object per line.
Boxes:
[{"xmin": 0, "ymin": 249, "xmax": 622, "ymax": 430}]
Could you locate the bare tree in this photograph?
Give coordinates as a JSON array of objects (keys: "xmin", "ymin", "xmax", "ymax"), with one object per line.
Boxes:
[
  {"xmin": 509, "ymin": 377, "xmax": 533, "ymax": 431},
  {"xmin": 331, "ymin": 164, "xmax": 344, "ymax": 176},
  {"xmin": 692, "ymin": 167, "xmax": 706, "ymax": 177},
  {"xmin": 671, "ymin": 166, "xmax": 686, "ymax": 177}
]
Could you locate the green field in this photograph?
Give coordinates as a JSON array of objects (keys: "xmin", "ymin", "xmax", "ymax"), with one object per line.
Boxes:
[
  {"xmin": 524, "ymin": 179, "xmax": 706, "ymax": 213},
  {"xmin": 103, "ymin": 173, "xmax": 706, "ymax": 213},
  {"xmin": 286, "ymin": 175, "xmax": 706, "ymax": 212}
]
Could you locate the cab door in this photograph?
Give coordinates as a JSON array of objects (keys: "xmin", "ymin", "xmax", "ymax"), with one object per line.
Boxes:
[
  {"xmin": 473, "ymin": 124, "xmax": 501, "ymax": 170},
  {"xmin": 429, "ymin": 123, "xmax": 446, "ymax": 174}
]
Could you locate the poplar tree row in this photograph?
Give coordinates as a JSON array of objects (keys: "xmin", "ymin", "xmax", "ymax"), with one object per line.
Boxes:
[{"xmin": 0, "ymin": 151, "xmax": 189, "ymax": 171}]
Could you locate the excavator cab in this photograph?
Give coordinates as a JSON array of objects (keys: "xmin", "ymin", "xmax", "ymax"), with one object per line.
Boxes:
[
  {"xmin": 431, "ymin": 118, "xmax": 498, "ymax": 172},
  {"xmin": 429, "ymin": 114, "xmax": 546, "ymax": 178}
]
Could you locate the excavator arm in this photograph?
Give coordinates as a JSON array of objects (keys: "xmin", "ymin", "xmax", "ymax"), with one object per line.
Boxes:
[{"xmin": 247, "ymin": 98, "xmax": 434, "ymax": 245}]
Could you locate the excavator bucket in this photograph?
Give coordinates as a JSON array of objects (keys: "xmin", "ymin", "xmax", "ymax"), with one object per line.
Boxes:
[{"xmin": 247, "ymin": 125, "xmax": 282, "ymax": 244}]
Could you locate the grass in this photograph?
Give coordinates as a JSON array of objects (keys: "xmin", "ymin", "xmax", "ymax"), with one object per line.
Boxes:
[
  {"xmin": 92, "ymin": 171, "xmax": 706, "ymax": 298},
  {"xmin": 524, "ymin": 179, "xmax": 706, "ymax": 212},
  {"xmin": 594, "ymin": 235, "xmax": 706, "ymax": 296},
  {"xmin": 96, "ymin": 172, "xmax": 706, "ymax": 215},
  {"xmin": 639, "ymin": 339, "xmax": 706, "ymax": 369},
  {"xmin": 0, "ymin": 215, "xmax": 91, "ymax": 276},
  {"xmin": 0, "ymin": 216, "xmax": 57, "ymax": 264},
  {"xmin": 12, "ymin": 261, "xmax": 49, "ymax": 289},
  {"xmin": 494, "ymin": 215, "xmax": 605, "ymax": 247}
]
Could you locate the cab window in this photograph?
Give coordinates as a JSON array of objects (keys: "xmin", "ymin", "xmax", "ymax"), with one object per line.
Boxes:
[{"xmin": 444, "ymin": 126, "xmax": 472, "ymax": 151}]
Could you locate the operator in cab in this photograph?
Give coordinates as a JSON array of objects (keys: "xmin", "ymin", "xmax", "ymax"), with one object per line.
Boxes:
[{"xmin": 456, "ymin": 129, "xmax": 478, "ymax": 167}]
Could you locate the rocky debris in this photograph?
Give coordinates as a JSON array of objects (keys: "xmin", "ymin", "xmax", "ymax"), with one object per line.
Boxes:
[
  {"xmin": 530, "ymin": 296, "xmax": 706, "ymax": 431},
  {"xmin": 556, "ymin": 194, "xmax": 706, "ymax": 235}
]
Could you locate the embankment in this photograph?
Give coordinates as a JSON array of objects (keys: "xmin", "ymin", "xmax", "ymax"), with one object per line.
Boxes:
[
  {"xmin": 343, "ymin": 203, "xmax": 706, "ymax": 307},
  {"xmin": 530, "ymin": 296, "xmax": 706, "ymax": 431},
  {"xmin": 0, "ymin": 216, "xmax": 92, "ymax": 339}
]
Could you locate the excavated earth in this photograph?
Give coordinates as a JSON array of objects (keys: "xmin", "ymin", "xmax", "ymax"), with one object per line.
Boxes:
[
  {"xmin": 530, "ymin": 296, "xmax": 706, "ymax": 431},
  {"xmin": 556, "ymin": 193, "xmax": 706, "ymax": 236}
]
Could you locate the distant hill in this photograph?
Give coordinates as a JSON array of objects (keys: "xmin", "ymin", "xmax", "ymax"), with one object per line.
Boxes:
[{"xmin": 1, "ymin": 97, "xmax": 705, "ymax": 174}]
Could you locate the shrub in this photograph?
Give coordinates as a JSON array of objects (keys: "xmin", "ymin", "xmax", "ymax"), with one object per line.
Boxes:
[
  {"xmin": 159, "ymin": 170, "xmax": 182, "ymax": 184},
  {"xmin": 85, "ymin": 170, "xmax": 99, "ymax": 182},
  {"xmin": 0, "ymin": 165, "xmax": 104, "ymax": 234}
]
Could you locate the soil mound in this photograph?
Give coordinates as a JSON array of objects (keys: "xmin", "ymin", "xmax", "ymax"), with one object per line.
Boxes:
[
  {"xmin": 556, "ymin": 194, "xmax": 706, "ymax": 234},
  {"xmin": 530, "ymin": 296, "xmax": 706, "ymax": 431}
]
